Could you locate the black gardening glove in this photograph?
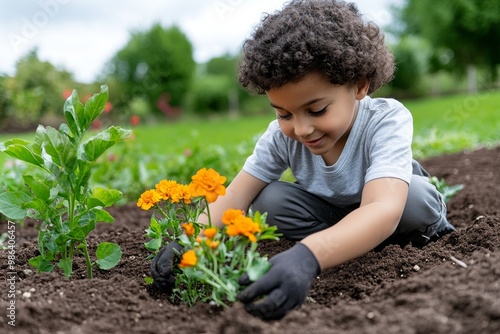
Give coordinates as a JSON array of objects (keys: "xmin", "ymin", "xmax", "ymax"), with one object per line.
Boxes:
[
  {"xmin": 237, "ymin": 242, "xmax": 321, "ymax": 320},
  {"xmin": 150, "ymin": 241, "xmax": 184, "ymax": 291}
]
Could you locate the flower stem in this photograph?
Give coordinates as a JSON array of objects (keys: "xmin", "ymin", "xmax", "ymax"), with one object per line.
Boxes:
[
  {"xmin": 205, "ymin": 201, "xmax": 213, "ymax": 228},
  {"xmin": 197, "ymin": 264, "xmax": 234, "ymax": 299},
  {"xmin": 156, "ymin": 205, "xmax": 169, "ymax": 219}
]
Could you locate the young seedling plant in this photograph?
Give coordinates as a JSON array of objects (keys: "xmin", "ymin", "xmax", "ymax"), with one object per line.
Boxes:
[{"xmin": 0, "ymin": 85, "xmax": 131, "ymax": 279}]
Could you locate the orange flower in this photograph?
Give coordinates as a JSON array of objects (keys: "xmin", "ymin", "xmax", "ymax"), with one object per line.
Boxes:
[
  {"xmin": 137, "ymin": 190, "xmax": 161, "ymax": 210},
  {"xmin": 203, "ymin": 227, "xmax": 217, "ymax": 239},
  {"xmin": 181, "ymin": 222, "xmax": 195, "ymax": 236},
  {"xmin": 170, "ymin": 184, "xmax": 193, "ymax": 204},
  {"xmin": 222, "ymin": 209, "xmax": 245, "ymax": 225},
  {"xmin": 223, "ymin": 209, "xmax": 261, "ymax": 242},
  {"xmin": 155, "ymin": 180, "xmax": 179, "ymax": 201},
  {"xmin": 190, "ymin": 168, "xmax": 227, "ymax": 203},
  {"xmin": 178, "ymin": 250, "xmax": 197, "ymax": 268}
]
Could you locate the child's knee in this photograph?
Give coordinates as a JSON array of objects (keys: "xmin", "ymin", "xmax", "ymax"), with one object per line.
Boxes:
[
  {"xmin": 399, "ymin": 175, "xmax": 447, "ymax": 234},
  {"xmin": 252, "ymin": 181, "xmax": 288, "ymax": 213}
]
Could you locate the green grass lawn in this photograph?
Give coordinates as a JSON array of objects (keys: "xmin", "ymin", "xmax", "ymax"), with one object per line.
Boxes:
[
  {"xmin": 405, "ymin": 90, "xmax": 500, "ymax": 158},
  {"xmin": 131, "ymin": 114, "xmax": 275, "ymax": 154},
  {"xmin": 1, "ymin": 90, "xmax": 500, "ymax": 166}
]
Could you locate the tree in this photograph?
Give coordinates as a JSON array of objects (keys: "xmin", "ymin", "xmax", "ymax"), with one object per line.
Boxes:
[
  {"xmin": 7, "ymin": 49, "xmax": 73, "ymax": 127},
  {"xmin": 0, "ymin": 75, "xmax": 9, "ymax": 124},
  {"xmin": 389, "ymin": 37, "xmax": 428, "ymax": 92},
  {"xmin": 393, "ymin": 0, "xmax": 500, "ymax": 91},
  {"xmin": 203, "ymin": 54, "xmax": 241, "ymax": 116},
  {"xmin": 105, "ymin": 24, "xmax": 195, "ymax": 116}
]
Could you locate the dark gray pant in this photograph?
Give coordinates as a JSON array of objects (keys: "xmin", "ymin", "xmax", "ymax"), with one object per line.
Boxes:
[{"xmin": 251, "ymin": 160, "xmax": 451, "ymax": 247}]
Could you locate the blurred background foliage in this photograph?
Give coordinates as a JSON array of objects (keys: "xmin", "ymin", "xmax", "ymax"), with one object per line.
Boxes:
[
  {"xmin": 1, "ymin": 0, "xmax": 499, "ymax": 133},
  {"xmin": 1, "ymin": 0, "xmax": 500, "ymax": 208}
]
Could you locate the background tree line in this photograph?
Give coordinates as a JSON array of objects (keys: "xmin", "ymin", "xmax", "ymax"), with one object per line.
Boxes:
[{"xmin": 1, "ymin": 0, "xmax": 499, "ymax": 132}]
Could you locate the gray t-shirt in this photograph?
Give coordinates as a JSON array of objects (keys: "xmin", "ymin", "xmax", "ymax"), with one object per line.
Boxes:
[{"xmin": 243, "ymin": 96, "xmax": 413, "ymax": 207}]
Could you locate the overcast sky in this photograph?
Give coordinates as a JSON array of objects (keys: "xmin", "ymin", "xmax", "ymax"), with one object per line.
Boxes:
[{"xmin": 1, "ymin": 0, "xmax": 399, "ymax": 83}]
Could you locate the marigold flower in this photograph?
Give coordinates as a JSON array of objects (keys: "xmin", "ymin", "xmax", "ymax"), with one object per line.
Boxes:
[
  {"xmin": 155, "ymin": 180, "xmax": 179, "ymax": 201},
  {"xmin": 191, "ymin": 168, "xmax": 227, "ymax": 203},
  {"xmin": 170, "ymin": 184, "xmax": 193, "ymax": 204},
  {"xmin": 223, "ymin": 210, "xmax": 261, "ymax": 242},
  {"xmin": 222, "ymin": 209, "xmax": 245, "ymax": 225},
  {"xmin": 203, "ymin": 227, "xmax": 217, "ymax": 239},
  {"xmin": 179, "ymin": 250, "xmax": 197, "ymax": 268},
  {"xmin": 182, "ymin": 222, "xmax": 195, "ymax": 236},
  {"xmin": 137, "ymin": 189, "xmax": 161, "ymax": 210}
]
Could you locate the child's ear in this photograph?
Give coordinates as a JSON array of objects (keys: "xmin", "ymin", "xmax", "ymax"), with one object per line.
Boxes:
[{"xmin": 355, "ymin": 79, "xmax": 370, "ymax": 99}]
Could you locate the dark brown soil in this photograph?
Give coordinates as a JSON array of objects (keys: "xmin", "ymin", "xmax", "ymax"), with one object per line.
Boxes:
[{"xmin": 1, "ymin": 146, "xmax": 499, "ymax": 334}]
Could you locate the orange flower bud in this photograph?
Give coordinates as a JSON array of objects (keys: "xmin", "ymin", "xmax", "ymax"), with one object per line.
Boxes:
[
  {"xmin": 203, "ymin": 227, "xmax": 217, "ymax": 239},
  {"xmin": 181, "ymin": 222, "xmax": 195, "ymax": 236}
]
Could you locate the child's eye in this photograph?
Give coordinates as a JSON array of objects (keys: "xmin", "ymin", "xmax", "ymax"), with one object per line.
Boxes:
[
  {"xmin": 276, "ymin": 112, "xmax": 292, "ymax": 120},
  {"xmin": 309, "ymin": 107, "xmax": 327, "ymax": 116}
]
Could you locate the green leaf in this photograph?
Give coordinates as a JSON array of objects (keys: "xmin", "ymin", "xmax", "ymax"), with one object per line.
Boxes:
[
  {"xmin": 253, "ymin": 211, "xmax": 262, "ymax": 224},
  {"xmin": 42, "ymin": 231, "xmax": 62, "ymax": 255},
  {"xmin": 23, "ymin": 174, "xmax": 51, "ymax": 201},
  {"xmin": 29, "ymin": 255, "xmax": 55, "ymax": 273},
  {"xmin": 68, "ymin": 212, "xmax": 97, "ymax": 239},
  {"xmin": 64, "ymin": 89, "xmax": 85, "ymax": 136},
  {"xmin": 0, "ymin": 138, "xmax": 44, "ymax": 167},
  {"xmin": 95, "ymin": 242, "xmax": 122, "ymax": 270},
  {"xmin": 54, "ymin": 231, "xmax": 72, "ymax": 247},
  {"xmin": 92, "ymin": 208, "xmax": 115, "ymax": 223},
  {"xmin": 57, "ymin": 258, "xmax": 73, "ymax": 278},
  {"xmin": 145, "ymin": 216, "xmax": 162, "ymax": 238},
  {"xmin": 42, "ymin": 126, "xmax": 76, "ymax": 170},
  {"xmin": 24, "ymin": 197, "xmax": 48, "ymax": 219},
  {"xmin": 64, "ymin": 105, "xmax": 81, "ymax": 140},
  {"xmin": 0, "ymin": 192, "xmax": 31, "ymax": 220},
  {"xmin": 145, "ymin": 238, "xmax": 162, "ymax": 252},
  {"xmin": 77, "ymin": 126, "xmax": 132, "ymax": 162},
  {"xmin": 82, "ymin": 85, "xmax": 109, "ymax": 129},
  {"xmin": 68, "ymin": 225, "xmax": 94, "ymax": 242},
  {"xmin": 58, "ymin": 123, "xmax": 76, "ymax": 144},
  {"xmin": 246, "ymin": 258, "xmax": 271, "ymax": 282},
  {"xmin": 144, "ymin": 276, "xmax": 154, "ymax": 285},
  {"xmin": 89, "ymin": 188, "xmax": 123, "ymax": 207}
]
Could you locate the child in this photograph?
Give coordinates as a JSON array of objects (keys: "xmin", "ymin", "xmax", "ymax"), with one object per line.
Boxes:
[{"xmin": 151, "ymin": 0, "xmax": 455, "ymax": 320}]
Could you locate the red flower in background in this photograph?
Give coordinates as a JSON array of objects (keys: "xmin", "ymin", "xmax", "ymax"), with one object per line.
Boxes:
[
  {"xmin": 104, "ymin": 101, "xmax": 112, "ymax": 113},
  {"xmin": 62, "ymin": 89, "xmax": 72, "ymax": 99},
  {"xmin": 130, "ymin": 115, "xmax": 140, "ymax": 126},
  {"xmin": 91, "ymin": 119, "xmax": 101, "ymax": 130}
]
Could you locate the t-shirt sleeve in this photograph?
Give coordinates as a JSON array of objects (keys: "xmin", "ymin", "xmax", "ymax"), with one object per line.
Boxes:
[
  {"xmin": 364, "ymin": 100, "xmax": 413, "ymax": 184},
  {"xmin": 242, "ymin": 120, "xmax": 289, "ymax": 183}
]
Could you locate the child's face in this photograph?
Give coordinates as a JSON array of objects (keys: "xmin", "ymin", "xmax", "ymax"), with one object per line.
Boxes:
[{"xmin": 266, "ymin": 72, "xmax": 368, "ymax": 165}]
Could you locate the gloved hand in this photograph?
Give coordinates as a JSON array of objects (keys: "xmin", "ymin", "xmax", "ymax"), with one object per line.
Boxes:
[
  {"xmin": 237, "ymin": 242, "xmax": 321, "ymax": 320},
  {"xmin": 150, "ymin": 241, "xmax": 184, "ymax": 291}
]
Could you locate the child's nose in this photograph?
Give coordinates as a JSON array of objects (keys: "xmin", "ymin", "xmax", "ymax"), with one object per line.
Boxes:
[{"xmin": 293, "ymin": 119, "xmax": 314, "ymax": 138}]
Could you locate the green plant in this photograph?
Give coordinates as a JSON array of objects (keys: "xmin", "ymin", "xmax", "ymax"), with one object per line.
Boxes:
[
  {"xmin": 429, "ymin": 176, "xmax": 464, "ymax": 203},
  {"xmin": 0, "ymin": 85, "xmax": 132, "ymax": 278},
  {"xmin": 139, "ymin": 168, "xmax": 280, "ymax": 306}
]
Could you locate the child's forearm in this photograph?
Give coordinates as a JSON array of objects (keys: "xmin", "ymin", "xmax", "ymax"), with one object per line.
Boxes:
[
  {"xmin": 196, "ymin": 194, "xmax": 237, "ymax": 228},
  {"xmin": 301, "ymin": 202, "xmax": 401, "ymax": 270},
  {"xmin": 197, "ymin": 170, "xmax": 268, "ymax": 228}
]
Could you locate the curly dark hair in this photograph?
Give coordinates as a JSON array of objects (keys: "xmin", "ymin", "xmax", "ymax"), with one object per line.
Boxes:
[{"xmin": 238, "ymin": 0, "xmax": 395, "ymax": 95}]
